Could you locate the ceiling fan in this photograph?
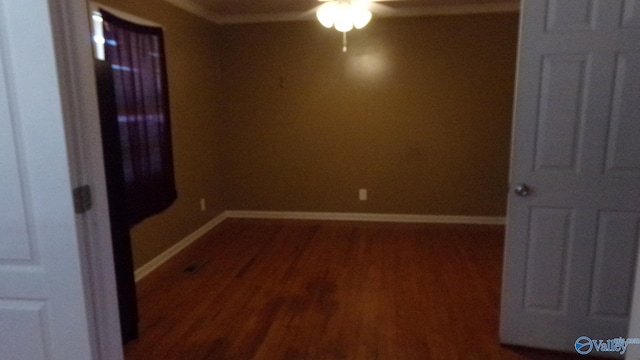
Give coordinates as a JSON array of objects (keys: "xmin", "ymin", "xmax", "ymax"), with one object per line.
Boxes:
[
  {"xmin": 314, "ymin": 0, "xmax": 399, "ymax": 32},
  {"xmin": 314, "ymin": 0, "xmax": 399, "ymax": 51}
]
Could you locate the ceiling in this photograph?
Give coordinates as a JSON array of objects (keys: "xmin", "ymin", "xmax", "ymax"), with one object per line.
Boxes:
[{"xmin": 163, "ymin": 0, "xmax": 520, "ymax": 24}]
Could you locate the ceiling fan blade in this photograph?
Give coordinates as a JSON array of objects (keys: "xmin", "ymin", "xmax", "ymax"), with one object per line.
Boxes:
[
  {"xmin": 302, "ymin": 6, "xmax": 322, "ymax": 18},
  {"xmin": 368, "ymin": 2, "xmax": 396, "ymax": 15},
  {"xmin": 317, "ymin": 0, "xmax": 414, "ymax": 2}
]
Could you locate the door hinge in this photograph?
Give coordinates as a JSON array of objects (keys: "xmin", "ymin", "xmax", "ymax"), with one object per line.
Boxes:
[{"xmin": 73, "ymin": 185, "xmax": 92, "ymax": 214}]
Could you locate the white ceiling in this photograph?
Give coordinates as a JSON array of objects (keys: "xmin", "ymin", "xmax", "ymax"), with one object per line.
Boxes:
[{"xmin": 163, "ymin": 0, "xmax": 520, "ymax": 24}]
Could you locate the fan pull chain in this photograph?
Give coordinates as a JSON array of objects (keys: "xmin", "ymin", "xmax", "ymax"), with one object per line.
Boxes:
[{"xmin": 342, "ymin": 31, "xmax": 347, "ymax": 53}]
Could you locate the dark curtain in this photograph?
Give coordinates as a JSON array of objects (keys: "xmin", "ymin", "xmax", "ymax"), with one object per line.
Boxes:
[
  {"xmin": 94, "ymin": 60, "xmax": 138, "ymax": 344},
  {"xmin": 101, "ymin": 10, "xmax": 177, "ymax": 226}
]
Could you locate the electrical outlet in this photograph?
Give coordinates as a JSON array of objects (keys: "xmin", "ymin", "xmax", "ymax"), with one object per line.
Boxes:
[
  {"xmin": 200, "ymin": 198, "xmax": 206, "ymax": 211},
  {"xmin": 359, "ymin": 189, "xmax": 367, "ymax": 201}
]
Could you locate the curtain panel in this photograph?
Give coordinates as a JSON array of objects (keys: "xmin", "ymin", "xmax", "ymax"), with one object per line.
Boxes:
[{"xmin": 101, "ymin": 10, "xmax": 177, "ymax": 226}]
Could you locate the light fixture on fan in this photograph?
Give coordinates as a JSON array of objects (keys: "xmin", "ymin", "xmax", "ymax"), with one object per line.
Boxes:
[{"xmin": 316, "ymin": 0, "xmax": 372, "ymax": 33}]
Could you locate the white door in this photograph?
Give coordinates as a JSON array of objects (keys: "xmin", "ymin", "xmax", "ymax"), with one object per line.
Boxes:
[
  {"xmin": 0, "ymin": 0, "xmax": 97, "ymax": 358},
  {"xmin": 501, "ymin": 0, "xmax": 640, "ymax": 353}
]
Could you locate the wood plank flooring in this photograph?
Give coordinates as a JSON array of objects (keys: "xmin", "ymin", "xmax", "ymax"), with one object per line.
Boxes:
[{"xmin": 124, "ymin": 218, "xmax": 602, "ymax": 360}]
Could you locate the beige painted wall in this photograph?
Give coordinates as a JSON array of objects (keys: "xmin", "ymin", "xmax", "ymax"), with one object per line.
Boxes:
[
  {"xmin": 220, "ymin": 14, "xmax": 518, "ymax": 216},
  {"xmin": 96, "ymin": 0, "xmax": 226, "ymax": 268},
  {"xmin": 90, "ymin": 4, "xmax": 517, "ymax": 269}
]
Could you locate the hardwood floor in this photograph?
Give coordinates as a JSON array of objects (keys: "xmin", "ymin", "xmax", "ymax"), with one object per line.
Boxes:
[{"xmin": 124, "ymin": 218, "xmax": 602, "ymax": 359}]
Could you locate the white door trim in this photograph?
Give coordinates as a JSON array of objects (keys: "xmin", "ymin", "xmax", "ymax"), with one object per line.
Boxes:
[{"xmin": 47, "ymin": 0, "xmax": 123, "ymax": 359}]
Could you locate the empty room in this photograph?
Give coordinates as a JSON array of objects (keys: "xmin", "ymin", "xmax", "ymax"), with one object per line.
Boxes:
[{"xmin": 2, "ymin": 0, "xmax": 640, "ymax": 359}]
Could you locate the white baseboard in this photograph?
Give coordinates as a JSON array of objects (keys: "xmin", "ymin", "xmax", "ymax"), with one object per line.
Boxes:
[
  {"xmin": 225, "ymin": 210, "xmax": 506, "ymax": 225},
  {"xmin": 134, "ymin": 212, "xmax": 226, "ymax": 282},
  {"xmin": 135, "ymin": 210, "xmax": 505, "ymax": 281}
]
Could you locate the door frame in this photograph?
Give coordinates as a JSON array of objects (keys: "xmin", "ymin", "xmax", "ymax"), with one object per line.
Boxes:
[{"xmin": 48, "ymin": 0, "xmax": 123, "ymax": 358}]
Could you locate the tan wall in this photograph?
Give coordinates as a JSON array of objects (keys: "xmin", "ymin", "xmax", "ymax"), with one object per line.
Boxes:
[
  {"xmin": 220, "ymin": 14, "xmax": 518, "ymax": 216},
  {"xmin": 91, "ymin": 6, "xmax": 517, "ymax": 269},
  {"xmin": 96, "ymin": 0, "xmax": 225, "ymax": 268}
]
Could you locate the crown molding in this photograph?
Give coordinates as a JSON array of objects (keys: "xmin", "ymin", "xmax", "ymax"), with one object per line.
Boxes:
[
  {"xmin": 163, "ymin": 0, "xmax": 223, "ymax": 23},
  {"xmin": 380, "ymin": 2, "xmax": 521, "ymax": 18},
  {"xmin": 163, "ymin": 0, "xmax": 520, "ymax": 25},
  {"xmin": 215, "ymin": 11, "xmax": 315, "ymax": 25},
  {"xmin": 91, "ymin": 2, "xmax": 162, "ymax": 27}
]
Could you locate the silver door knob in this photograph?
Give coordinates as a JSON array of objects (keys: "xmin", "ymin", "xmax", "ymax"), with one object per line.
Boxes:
[{"xmin": 514, "ymin": 184, "xmax": 530, "ymax": 197}]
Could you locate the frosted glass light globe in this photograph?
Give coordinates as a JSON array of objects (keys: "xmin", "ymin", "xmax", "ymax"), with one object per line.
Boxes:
[
  {"xmin": 334, "ymin": 3, "xmax": 354, "ymax": 32},
  {"xmin": 316, "ymin": 2, "xmax": 339, "ymax": 28},
  {"xmin": 353, "ymin": 8, "xmax": 372, "ymax": 29},
  {"xmin": 316, "ymin": 1, "xmax": 371, "ymax": 33}
]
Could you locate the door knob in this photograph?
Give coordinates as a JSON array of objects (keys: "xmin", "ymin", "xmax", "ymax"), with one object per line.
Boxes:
[{"xmin": 514, "ymin": 184, "xmax": 531, "ymax": 197}]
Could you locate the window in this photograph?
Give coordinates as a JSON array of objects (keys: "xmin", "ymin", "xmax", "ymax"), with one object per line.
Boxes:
[
  {"xmin": 93, "ymin": 9, "xmax": 176, "ymax": 226},
  {"xmin": 92, "ymin": 12, "xmax": 106, "ymax": 60}
]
